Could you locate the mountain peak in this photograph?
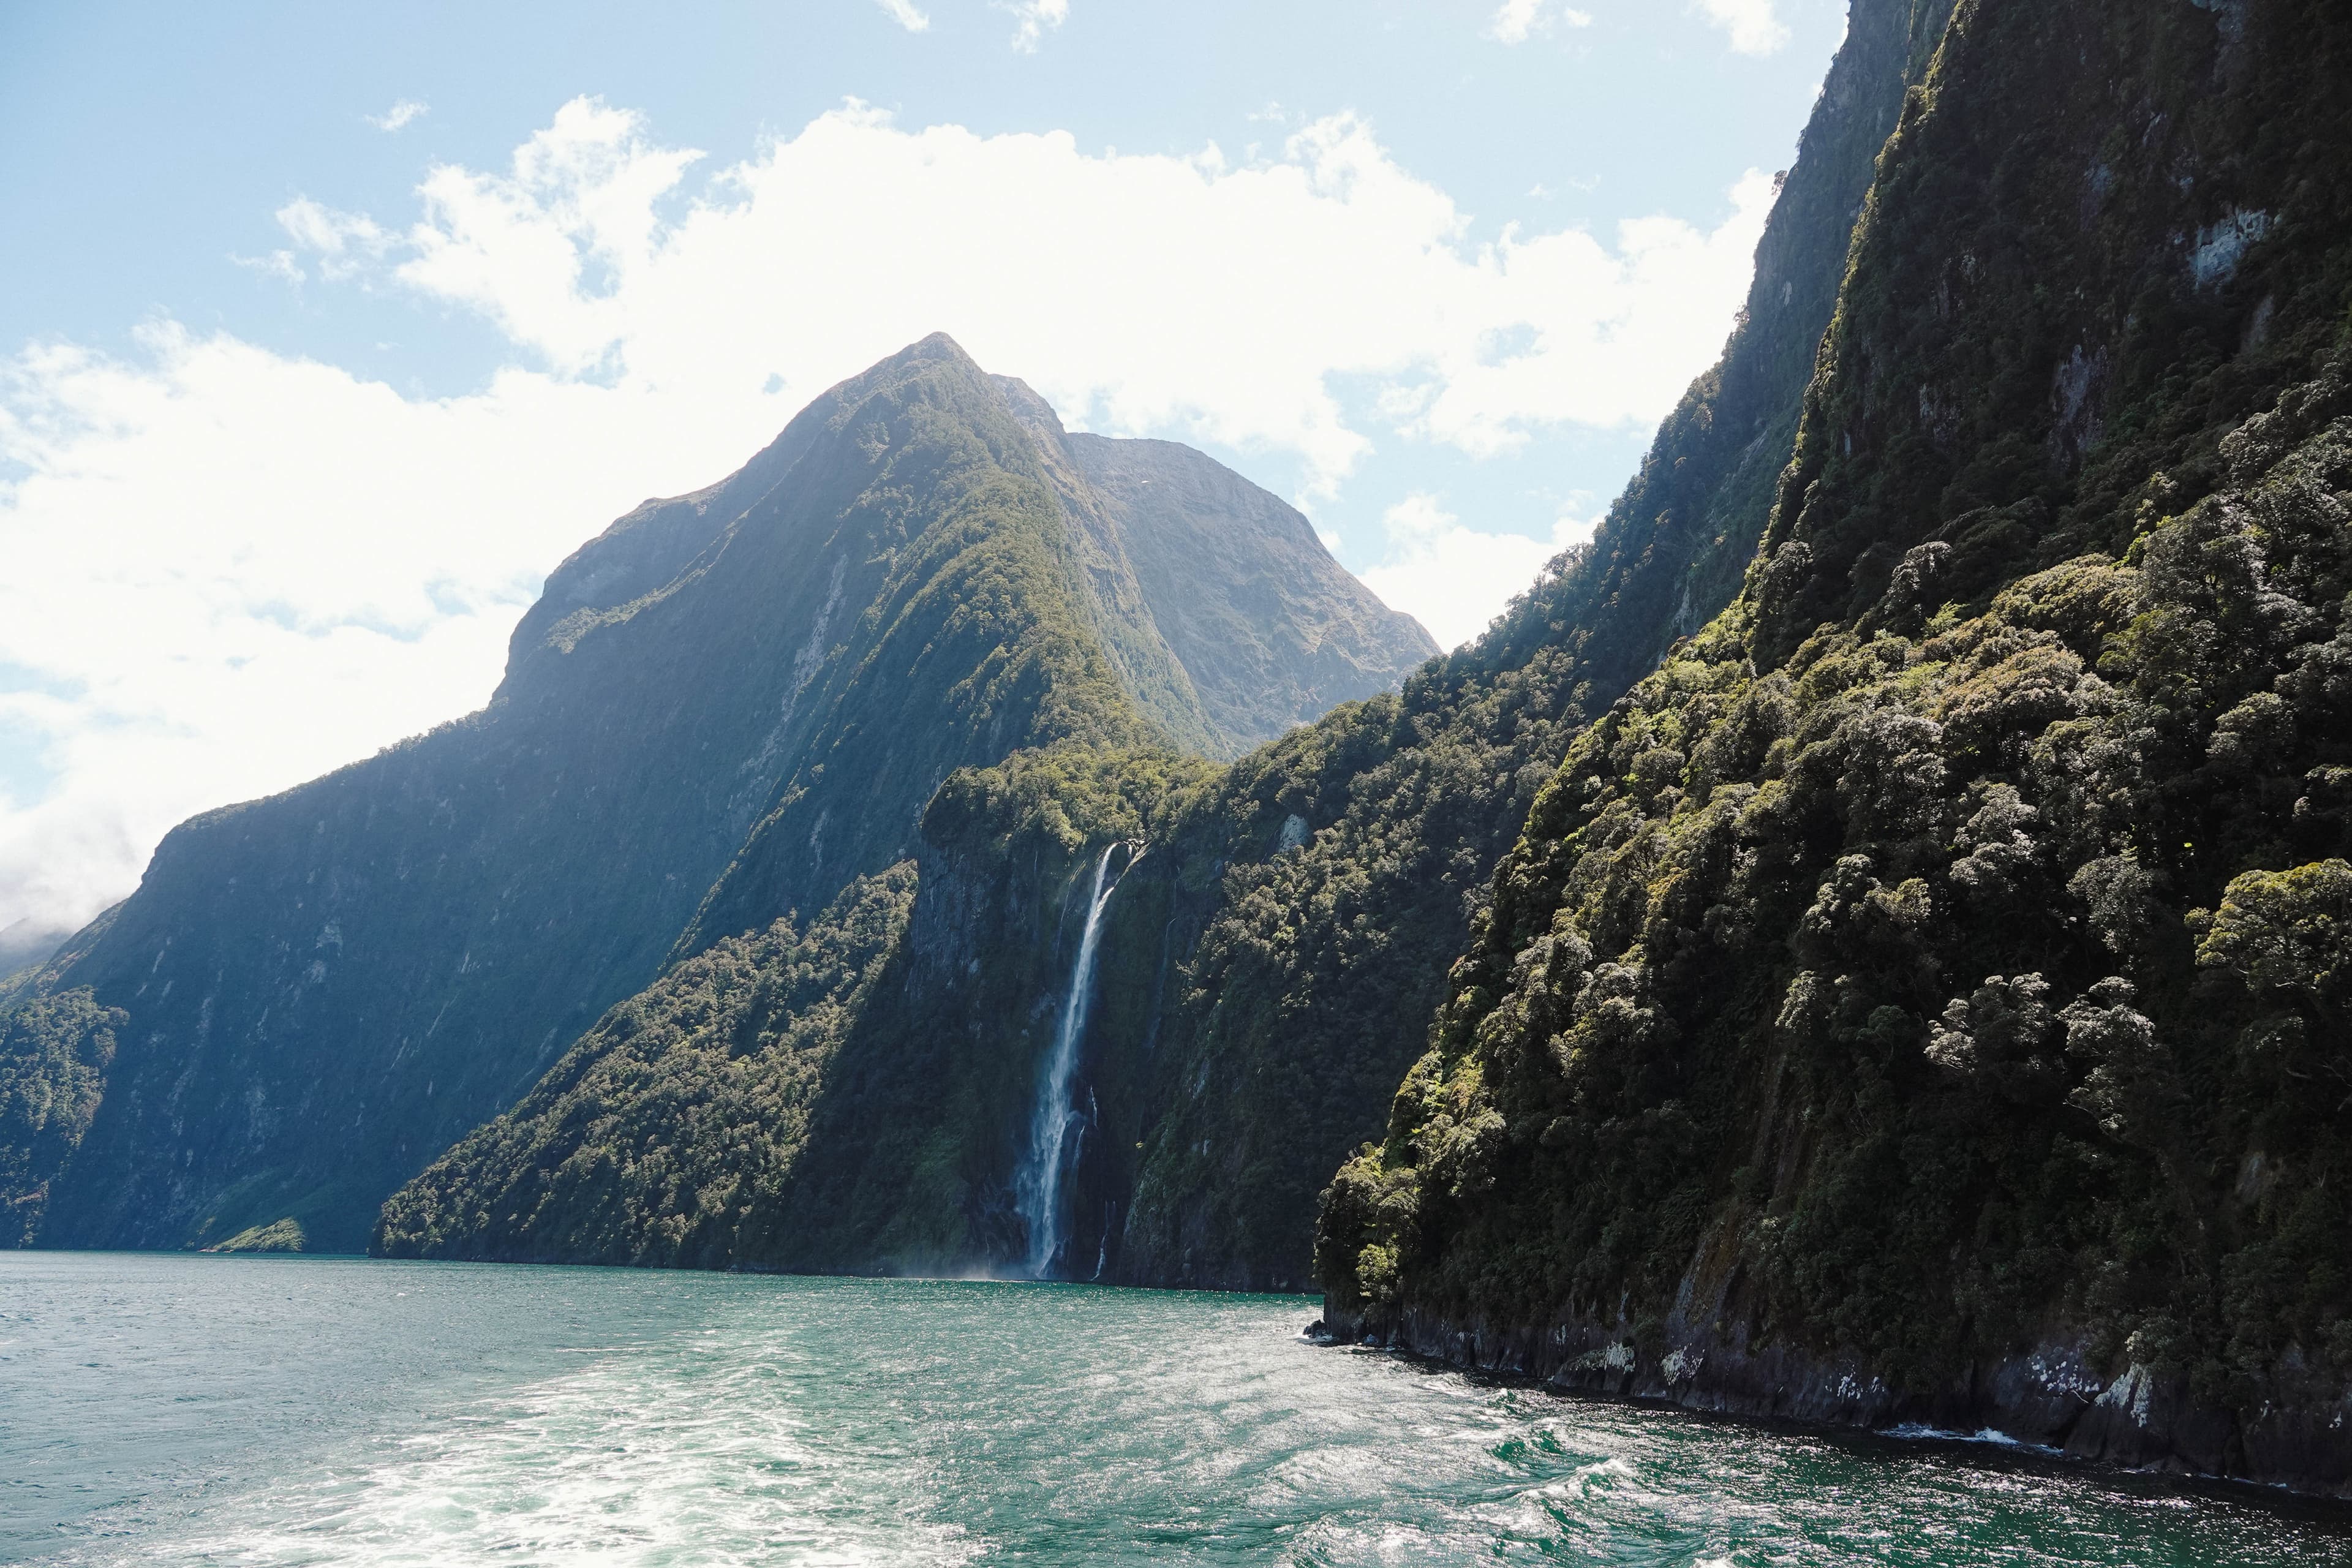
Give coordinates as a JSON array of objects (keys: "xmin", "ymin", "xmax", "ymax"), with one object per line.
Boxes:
[{"xmin": 6, "ymin": 335, "xmax": 1431, "ymax": 1252}]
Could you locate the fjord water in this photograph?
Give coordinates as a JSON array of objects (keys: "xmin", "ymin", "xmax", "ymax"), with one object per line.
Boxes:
[{"xmin": 4, "ymin": 1254, "xmax": 2341, "ymax": 1567}]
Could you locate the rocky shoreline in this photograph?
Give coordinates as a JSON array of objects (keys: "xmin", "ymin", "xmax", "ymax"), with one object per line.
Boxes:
[{"xmin": 1314, "ymin": 1303, "xmax": 2352, "ymax": 1501}]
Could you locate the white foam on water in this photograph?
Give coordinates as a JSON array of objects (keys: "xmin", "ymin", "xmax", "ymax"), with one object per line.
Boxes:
[
  {"xmin": 86, "ymin": 1344, "xmax": 971, "ymax": 1568},
  {"xmin": 13, "ymin": 1256, "xmax": 2343, "ymax": 1567},
  {"xmin": 1884, "ymin": 1423, "xmax": 2062, "ymax": 1456}
]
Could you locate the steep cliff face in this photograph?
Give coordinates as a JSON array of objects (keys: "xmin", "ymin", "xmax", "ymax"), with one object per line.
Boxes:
[
  {"xmin": 372, "ymin": 864, "xmax": 925, "ymax": 1267},
  {"xmin": 660, "ymin": 378, "xmax": 1433, "ymax": 959},
  {"xmin": 0, "ymin": 986, "xmax": 121, "ymax": 1245},
  {"xmin": 376, "ymin": 747, "xmax": 1216, "ymax": 1273},
  {"xmin": 1060, "ymin": 426, "xmax": 1435, "ymax": 756},
  {"xmin": 1107, "ymin": 0, "xmax": 1954, "ymax": 1291},
  {"xmin": 371, "ymin": 0, "xmax": 1939, "ymax": 1288},
  {"xmin": 986, "ymin": 373, "xmax": 1445, "ymax": 761},
  {"xmin": 1319, "ymin": 0, "xmax": 2352, "ymax": 1498},
  {"xmin": 6, "ymin": 335, "xmax": 1425, "ymax": 1254}
]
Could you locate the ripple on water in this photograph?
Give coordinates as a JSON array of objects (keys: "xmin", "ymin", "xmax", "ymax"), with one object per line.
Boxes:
[
  {"xmin": 6, "ymin": 1256, "xmax": 2350, "ymax": 1567},
  {"xmin": 137, "ymin": 1352, "xmax": 971, "ymax": 1567}
]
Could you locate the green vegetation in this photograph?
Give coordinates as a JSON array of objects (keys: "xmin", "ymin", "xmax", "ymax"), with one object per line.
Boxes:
[
  {"xmin": 0, "ymin": 987, "xmax": 122, "ymax": 1245},
  {"xmin": 369, "ymin": 0, "xmax": 1934, "ymax": 1289},
  {"xmin": 377, "ymin": 867, "xmax": 919, "ymax": 1265},
  {"xmin": 380, "ymin": 742, "xmax": 1221, "ymax": 1273},
  {"xmin": 10, "ymin": 330, "xmax": 1423, "ymax": 1256},
  {"xmin": 205, "ymin": 1217, "xmax": 307, "ymax": 1253},
  {"xmin": 4, "ymin": 0, "xmax": 1928, "ymax": 1278},
  {"xmin": 15, "ymin": 0, "xmax": 1972, "ymax": 1303},
  {"xmin": 1321, "ymin": 0, "xmax": 2352, "ymax": 1475},
  {"xmin": 734, "ymin": 743, "xmax": 1219, "ymax": 1273},
  {"xmin": 1113, "ymin": 0, "xmax": 1953, "ymax": 1289},
  {"xmin": 26, "ymin": 336, "xmax": 1179, "ymax": 1253},
  {"xmin": 919, "ymin": 740, "xmax": 1216, "ymax": 862},
  {"xmin": 44, "ymin": 0, "xmax": 2351, "ymax": 1482}
]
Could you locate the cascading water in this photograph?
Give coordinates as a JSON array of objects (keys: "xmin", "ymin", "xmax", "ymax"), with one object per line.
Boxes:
[{"xmin": 1015, "ymin": 842, "xmax": 1139, "ymax": 1278}]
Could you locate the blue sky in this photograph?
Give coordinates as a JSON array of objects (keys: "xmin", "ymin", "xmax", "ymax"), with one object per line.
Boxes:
[{"xmin": 0, "ymin": 0, "xmax": 1847, "ymax": 929}]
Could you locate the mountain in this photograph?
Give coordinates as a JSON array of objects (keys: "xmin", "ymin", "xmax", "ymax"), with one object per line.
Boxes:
[
  {"xmin": 371, "ymin": 0, "xmax": 1939, "ymax": 1285},
  {"xmin": 669, "ymin": 372, "xmax": 1432, "ymax": 957},
  {"xmin": 88, "ymin": 0, "xmax": 2352, "ymax": 1502},
  {"xmin": 0, "ymin": 337, "xmax": 1430, "ymax": 1254},
  {"xmin": 1106, "ymin": 0, "xmax": 1958, "ymax": 1289},
  {"xmin": 1318, "ymin": 0, "xmax": 2352, "ymax": 1496},
  {"xmin": 0, "ymin": 918, "xmax": 70, "ymax": 981}
]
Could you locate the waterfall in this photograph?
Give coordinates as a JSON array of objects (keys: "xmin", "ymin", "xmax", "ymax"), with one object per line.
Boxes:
[{"xmin": 1016, "ymin": 842, "xmax": 1138, "ymax": 1278}]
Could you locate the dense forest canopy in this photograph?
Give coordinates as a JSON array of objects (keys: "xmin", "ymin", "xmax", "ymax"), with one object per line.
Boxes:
[
  {"xmin": 368, "ymin": 0, "xmax": 1945, "ymax": 1287},
  {"xmin": 17, "ymin": 0, "xmax": 2350, "ymax": 1499},
  {"xmin": 1316, "ymin": 0, "xmax": 2352, "ymax": 1494},
  {"xmin": 0, "ymin": 340, "xmax": 1425, "ymax": 1256}
]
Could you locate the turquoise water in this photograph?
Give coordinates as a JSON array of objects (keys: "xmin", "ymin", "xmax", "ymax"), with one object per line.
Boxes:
[{"xmin": 2, "ymin": 1253, "xmax": 2345, "ymax": 1565}]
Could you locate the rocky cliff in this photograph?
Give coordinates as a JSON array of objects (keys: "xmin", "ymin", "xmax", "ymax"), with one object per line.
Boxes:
[
  {"xmin": 1318, "ymin": 0, "xmax": 2352, "ymax": 1498},
  {"xmin": 3, "ymin": 336, "xmax": 1429, "ymax": 1254},
  {"xmin": 371, "ymin": 0, "xmax": 1939, "ymax": 1289},
  {"xmin": 1106, "ymin": 0, "xmax": 1956, "ymax": 1291}
]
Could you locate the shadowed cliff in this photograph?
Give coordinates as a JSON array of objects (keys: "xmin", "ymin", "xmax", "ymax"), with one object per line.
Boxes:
[
  {"xmin": 1319, "ymin": 0, "xmax": 2352, "ymax": 1499},
  {"xmin": 3, "ymin": 336, "xmax": 1428, "ymax": 1253}
]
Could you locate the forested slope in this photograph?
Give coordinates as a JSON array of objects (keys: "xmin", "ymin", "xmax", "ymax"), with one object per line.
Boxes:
[
  {"xmin": 1109, "ymin": 0, "xmax": 1956, "ymax": 1289},
  {"xmin": 34, "ymin": 337, "xmax": 1159, "ymax": 1252},
  {"xmin": 3, "ymin": 337, "xmax": 1423, "ymax": 1254},
  {"xmin": 375, "ymin": 0, "xmax": 1943, "ymax": 1289},
  {"xmin": 377, "ymin": 749, "xmax": 1215, "ymax": 1272},
  {"xmin": 1318, "ymin": 0, "xmax": 2352, "ymax": 1496}
]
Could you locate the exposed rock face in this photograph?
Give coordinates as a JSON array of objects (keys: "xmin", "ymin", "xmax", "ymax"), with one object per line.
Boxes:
[
  {"xmin": 1319, "ymin": 0, "xmax": 2352, "ymax": 1498},
  {"xmin": 1323, "ymin": 1305, "xmax": 2352, "ymax": 1499},
  {"xmin": 989, "ymin": 374, "xmax": 1438, "ymax": 760},
  {"xmin": 2, "ymin": 0, "xmax": 1935, "ymax": 1284},
  {"xmin": 377, "ymin": 747, "xmax": 1223, "ymax": 1273},
  {"xmin": 4, "ymin": 336, "xmax": 1428, "ymax": 1253},
  {"xmin": 1063, "ymin": 428, "xmax": 1432, "ymax": 755},
  {"xmin": 1103, "ymin": 0, "xmax": 1954, "ymax": 1293}
]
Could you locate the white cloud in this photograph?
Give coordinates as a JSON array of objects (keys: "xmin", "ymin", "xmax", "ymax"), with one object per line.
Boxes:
[
  {"xmin": 872, "ymin": 0, "xmax": 930, "ymax": 32},
  {"xmin": 1001, "ymin": 0, "xmax": 1069, "ymax": 51},
  {"xmin": 1696, "ymin": 0, "xmax": 1789, "ymax": 55},
  {"xmin": 232, "ymin": 249, "xmax": 306, "ymax": 286},
  {"xmin": 355, "ymin": 100, "xmax": 1769, "ymax": 486},
  {"xmin": 1487, "ymin": 0, "xmax": 1593, "ymax": 46},
  {"xmin": 392, "ymin": 100, "xmax": 704, "ymax": 375},
  {"xmin": 1359, "ymin": 494, "xmax": 1596, "ymax": 650},
  {"xmin": 276, "ymin": 197, "xmax": 393, "ymax": 281},
  {"xmin": 0, "ymin": 325, "xmax": 767, "ymax": 932},
  {"xmin": 0, "ymin": 97, "xmax": 1770, "ymax": 929},
  {"xmin": 368, "ymin": 99, "xmax": 430, "ymax": 132}
]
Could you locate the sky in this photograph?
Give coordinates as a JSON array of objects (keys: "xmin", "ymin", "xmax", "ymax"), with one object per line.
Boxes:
[{"xmin": 0, "ymin": 0, "xmax": 1849, "ymax": 937}]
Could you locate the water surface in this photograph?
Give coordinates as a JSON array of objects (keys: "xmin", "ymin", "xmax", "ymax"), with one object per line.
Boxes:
[{"xmin": 3, "ymin": 1252, "xmax": 2343, "ymax": 1564}]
